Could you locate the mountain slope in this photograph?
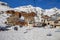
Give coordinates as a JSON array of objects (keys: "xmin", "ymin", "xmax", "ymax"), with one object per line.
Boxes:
[
  {"xmin": 0, "ymin": 1, "xmax": 60, "ymax": 27},
  {"xmin": 0, "ymin": 1, "xmax": 14, "ymax": 11},
  {"xmin": 15, "ymin": 5, "xmax": 60, "ymax": 16},
  {"xmin": 0, "ymin": 1, "xmax": 13, "ymax": 27}
]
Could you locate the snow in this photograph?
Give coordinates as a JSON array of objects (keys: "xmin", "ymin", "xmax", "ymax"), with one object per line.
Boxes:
[
  {"xmin": 15, "ymin": 5, "xmax": 43, "ymax": 22},
  {"xmin": 20, "ymin": 16, "xmax": 24, "ymax": 20},
  {"xmin": 0, "ymin": 1, "xmax": 60, "ymax": 40},
  {"xmin": 0, "ymin": 1, "xmax": 14, "ymax": 27},
  {"xmin": 0, "ymin": 1, "xmax": 7, "ymax": 5},
  {"xmin": 15, "ymin": 5, "xmax": 43, "ymax": 13},
  {"xmin": 44, "ymin": 9, "xmax": 56, "ymax": 16},
  {"xmin": 0, "ymin": 12, "xmax": 11, "ymax": 27},
  {"xmin": 0, "ymin": 27, "xmax": 60, "ymax": 40},
  {"xmin": 0, "ymin": 1, "xmax": 14, "ymax": 11},
  {"xmin": 15, "ymin": 5, "xmax": 60, "ymax": 17},
  {"xmin": 0, "ymin": 3, "xmax": 13, "ymax": 11},
  {"xmin": 14, "ymin": 5, "xmax": 60, "ymax": 22},
  {"xmin": 34, "ymin": 16, "xmax": 39, "ymax": 22}
]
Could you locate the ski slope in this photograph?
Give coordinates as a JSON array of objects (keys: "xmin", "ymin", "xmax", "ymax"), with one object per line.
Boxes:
[{"xmin": 0, "ymin": 27, "xmax": 60, "ymax": 40}]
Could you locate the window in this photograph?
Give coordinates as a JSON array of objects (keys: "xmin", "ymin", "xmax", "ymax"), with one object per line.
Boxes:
[{"xmin": 54, "ymin": 21, "xmax": 58, "ymax": 23}]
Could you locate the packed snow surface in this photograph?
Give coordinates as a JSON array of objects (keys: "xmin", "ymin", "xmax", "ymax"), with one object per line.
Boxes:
[{"xmin": 0, "ymin": 27, "xmax": 60, "ymax": 40}]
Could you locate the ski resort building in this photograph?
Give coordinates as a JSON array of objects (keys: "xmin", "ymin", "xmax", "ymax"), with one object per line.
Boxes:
[{"xmin": 6, "ymin": 10, "xmax": 36, "ymax": 27}]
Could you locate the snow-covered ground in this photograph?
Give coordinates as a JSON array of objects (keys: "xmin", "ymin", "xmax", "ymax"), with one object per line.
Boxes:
[
  {"xmin": 0, "ymin": 1, "xmax": 60, "ymax": 40},
  {"xmin": 0, "ymin": 27, "xmax": 60, "ymax": 40}
]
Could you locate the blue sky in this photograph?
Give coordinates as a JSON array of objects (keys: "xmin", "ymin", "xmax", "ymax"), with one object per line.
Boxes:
[{"xmin": 1, "ymin": 0, "xmax": 60, "ymax": 9}]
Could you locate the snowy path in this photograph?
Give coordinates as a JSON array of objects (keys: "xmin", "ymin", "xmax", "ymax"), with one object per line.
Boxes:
[{"xmin": 0, "ymin": 27, "xmax": 60, "ymax": 40}]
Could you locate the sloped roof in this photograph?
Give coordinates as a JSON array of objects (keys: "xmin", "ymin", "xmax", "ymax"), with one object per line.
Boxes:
[
  {"xmin": 41, "ymin": 15, "xmax": 50, "ymax": 19},
  {"xmin": 49, "ymin": 13, "xmax": 60, "ymax": 21}
]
